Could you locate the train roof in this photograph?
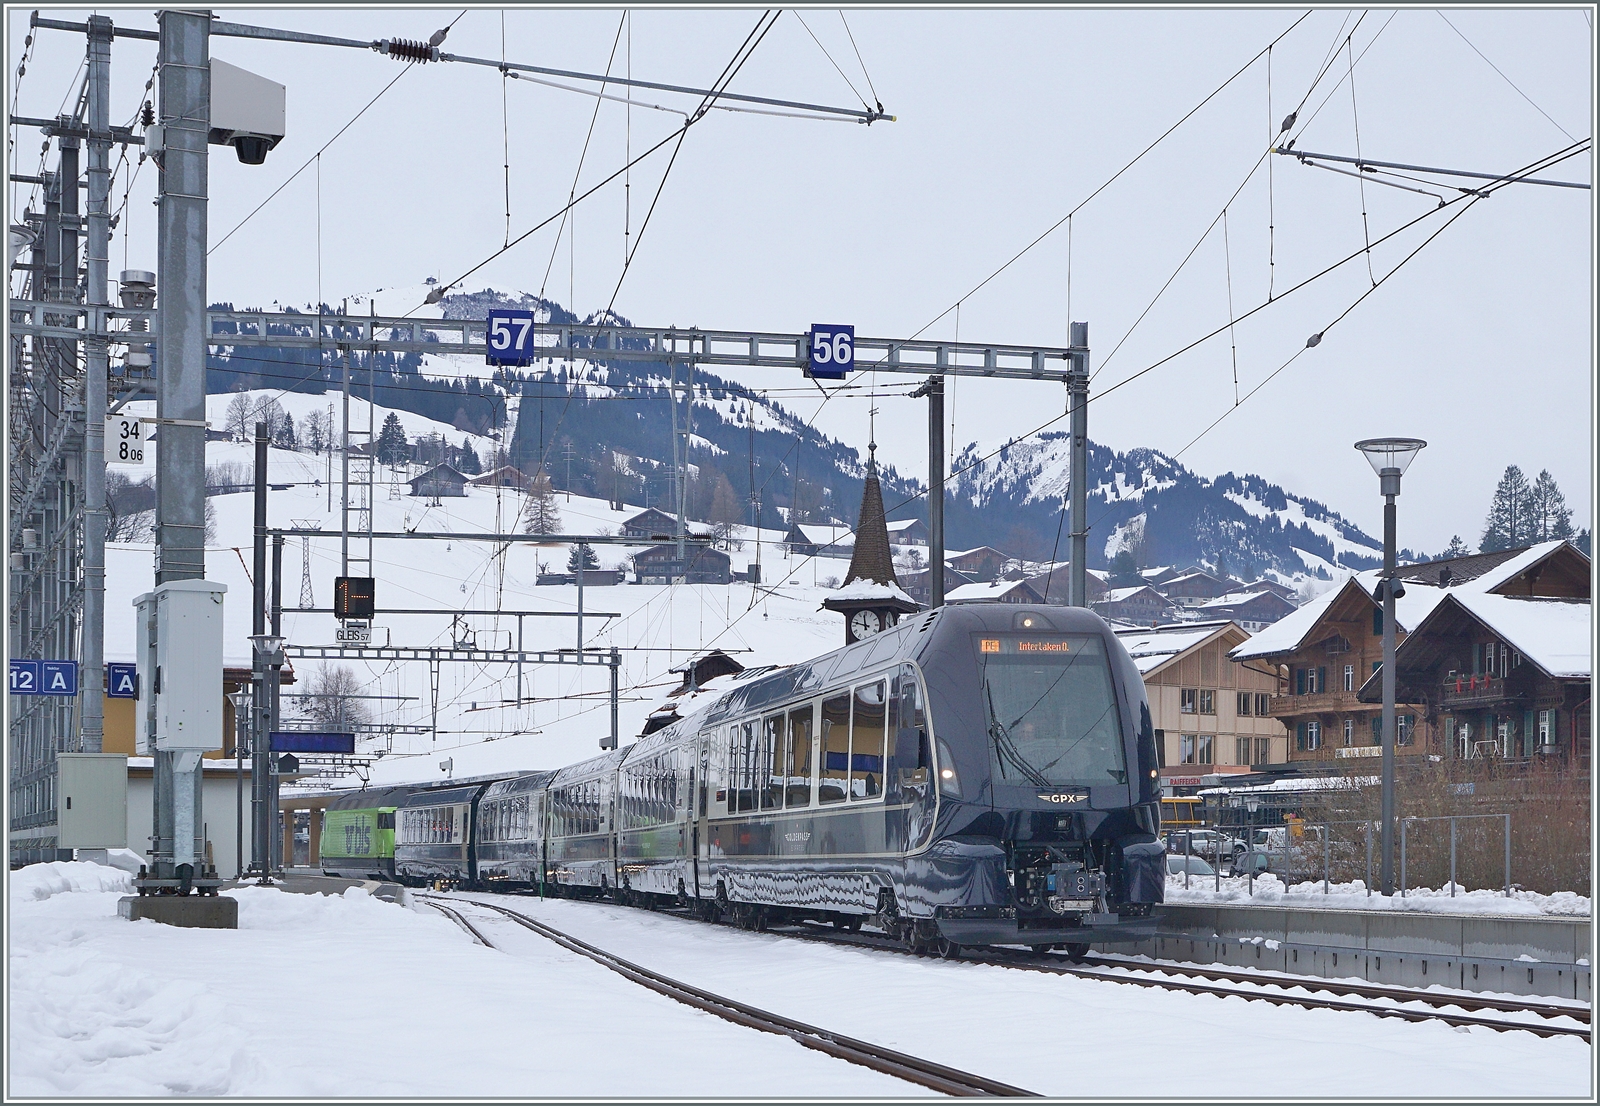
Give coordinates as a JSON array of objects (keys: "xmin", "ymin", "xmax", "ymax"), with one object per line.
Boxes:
[
  {"xmin": 481, "ymin": 770, "xmax": 561, "ymax": 798},
  {"xmin": 398, "ymin": 783, "xmax": 488, "ymax": 808},
  {"xmin": 547, "ymin": 747, "xmax": 628, "ymax": 788},
  {"xmin": 325, "ymin": 785, "xmax": 419, "ymax": 811}
]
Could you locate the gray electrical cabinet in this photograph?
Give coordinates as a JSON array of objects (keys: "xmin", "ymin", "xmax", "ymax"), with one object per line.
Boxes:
[{"xmin": 57, "ymin": 754, "xmax": 128, "ymax": 849}]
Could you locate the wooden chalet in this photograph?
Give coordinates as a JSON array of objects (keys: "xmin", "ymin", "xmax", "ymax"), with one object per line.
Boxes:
[
  {"xmin": 469, "ymin": 465, "xmax": 536, "ymax": 493},
  {"xmin": 1092, "ymin": 585, "xmax": 1174, "ymax": 625},
  {"xmin": 1193, "ymin": 589, "xmax": 1299, "ymax": 632},
  {"xmin": 1158, "ymin": 570, "xmax": 1235, "ymax": 608},
  {"xmin": 407, "ymin": 463, "xmax": 469, "ymax": 498},
  {"xmin": 621, "ymin": 507, "xmax": 682, "ymax": 541},
  {"xmin": 945, "ymin": 546, "xmax": 1009, "ymax": 583},
  {"xmin": 884, "ymin": 518, "xmax": 929, "ymax": 547},
  {"xmin": 944, "ymin": 578, "xmax": 1046, "ymax": 605},
  {"xmin": 1358, "ymin": 591, "xmax": 1590, "ymax": 768},
  {"xmin": 632, "ymin": 544, "xmax": 731, "ymax": 585},
  {"xmin": 784, "ymin": 523, "xmax": 854, "ymax": 559},
  {"xmin": 1231, "ymin": 540, "xmax": 1589, "ymax": 766}
]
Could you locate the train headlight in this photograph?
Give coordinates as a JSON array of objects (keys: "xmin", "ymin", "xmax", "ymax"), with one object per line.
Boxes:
[{"xmin": 936, "ymin": 739, "xmax": 961, "ymax": 798}]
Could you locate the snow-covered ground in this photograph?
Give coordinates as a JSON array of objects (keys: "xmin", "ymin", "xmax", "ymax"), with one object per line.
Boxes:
[
  {"xmin": 1164, "ymin": 873, "xmax": 1591, "ymax": 917},
  {"xmin": 7, "ymin": 867, "xmax": 912, "ymax": 1098},
  {"xmin": 10, "ymin": 866, "xmax": 1588, "ymax": 1097}
]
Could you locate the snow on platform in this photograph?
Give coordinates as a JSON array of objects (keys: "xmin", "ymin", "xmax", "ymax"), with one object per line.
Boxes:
[
  {"xmin": 7, "ymin": 868, "xmax": 913, "ymax": 1098},
  {"xmin": 1163, "ymin": 874, "xmax": 1591, "ymax": 917}
]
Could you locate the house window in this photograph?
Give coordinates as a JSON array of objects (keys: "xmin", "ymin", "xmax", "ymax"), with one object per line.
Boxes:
[
  {"xmin": 1181, "ymin": 689, "xmax": 1197, "ymax": 714},
  {"xmin": 1343, "ymin": 664, "xmax": 1355, "ymax": 692},
  {"xmin": 1237, "ymin": 692, "xmax": 1253, "ymax": 717},
  {"xmin": 1256, "ymin": 693, "xmax": 1271, "ymax": 716},
  {"xmin": 1342, "ymin": 718, "xmax": 1354, "ymax": 746},
  {"xmin": 1538, "ymin": 709, "xmax": 1556, "ymax": 747},
  {"xmin": 1197, "ymin": 734, "xmax": 1213, "ymax": 765},
  {"xmin": 1236, "ymin": 736, "xmax": 1253, "ymax": 765},
  {"xmin": 1199, "ymin": 690, "xmax": 1215, "ymax": 715},
  {"xmin": 1295, "ymin": 667, "xmax": 1324, "ymax": 694},
  {"xmin": 1255, "ymin": 737, "xmax": 1271, "ymax": 764},
  {"xmin": 1306, "ymin": 720, "xmax": 1322, "ymax": 750},
  {"xmin": 1497, "ymin": 718, "xmax": 1511, "ymax": 756},
  {"xmin": 1398, "ymin": 714, "xmax": 1414, "ymax": 746},
  {"xmin": 1181, "ymin": 734, "xmax": 1197, "ymax": 764},
  {"xmin": 1499, "ymin": 645, "xmax": 1508, "ymax": 678}
]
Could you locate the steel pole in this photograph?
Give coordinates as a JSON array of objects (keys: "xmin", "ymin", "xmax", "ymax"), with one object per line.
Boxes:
[
  {"xmin": 1380, "ymin": 486, "xmax": 1398, "ymax": 895},
  {"xmin": 924, "ymin": 376, "xmax": 945, "ymax": 608},
  {"xmin": 1067, "ymin": 323, "xmax": 1090, "ymax": 608},
  {"xmin": 79, "ymin": 15, "xmax": 113, "ymax": 754},
  {"xmin": 151, "ymin": 8, "xmax": 211, "ymax": 886},
  {"xmin": 270, "ymin": 536, "xmax": 284, "ymax": 875},
  {"xmin": 251, "ymin": 424, "xmax": 269, "ymax": 878}
]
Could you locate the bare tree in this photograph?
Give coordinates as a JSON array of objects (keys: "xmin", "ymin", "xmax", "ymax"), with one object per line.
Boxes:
[{"xmin": 295, "ymin": 664, "xmax": 373, "ymax": 732}]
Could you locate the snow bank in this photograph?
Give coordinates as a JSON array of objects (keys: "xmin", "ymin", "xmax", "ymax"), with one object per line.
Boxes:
[
  {"xmin": 9, "ymin": 860, "xmax": 133, "ymax": 901},
  {"xmin": 1164, "ymin": 873, "xmax": 1591, "ymax": 917}
]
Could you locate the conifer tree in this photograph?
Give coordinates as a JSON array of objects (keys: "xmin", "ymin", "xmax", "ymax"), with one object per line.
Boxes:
[
  {"xmin": 567, "ymin": 542, "xmax": 600, "ymax": 572},
  {"xmin": 376, "ymin": 412, "xmax": 409, "ymax": 466},
  {"xmin": 523, "ymin": 467, "xmax": 562, "ymax": 534},
  {"xmin": 1479, "ymin": 465, "xmax": 1533, "ymax": 553},
  {"xmin": 1440, "ymin": 535, "xmax": 1471, "ymax": 559},
  {"xmin": 1527, "ymin": 469, "xmax": 1574, "ymax": 541}
]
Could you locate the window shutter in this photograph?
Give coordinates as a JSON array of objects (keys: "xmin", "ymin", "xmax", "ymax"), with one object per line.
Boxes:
[
  {"xmin": 1296, "ymin": 722, "xmax": 1306, "ymax": 751},
  {"xmin": 1295, "ymin": 668, "xmax": 1306, "ymax": 696},
  {"xmin": 1317, "ymin": 667, "xmax": 1327, "ymax": 693}
]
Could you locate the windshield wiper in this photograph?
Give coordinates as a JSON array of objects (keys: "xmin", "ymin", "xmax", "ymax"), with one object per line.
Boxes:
[{"xmin": 985, "ymin": 681, "xmax": 1051, "ymax": 789}]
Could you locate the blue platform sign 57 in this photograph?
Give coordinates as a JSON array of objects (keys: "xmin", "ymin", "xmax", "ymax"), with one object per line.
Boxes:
[
  {"xmin": 9, "ymin": 659, "xmax": 40, "ymax": 695},
  {"xmin": 485, "ymin": 309, "xmax": 537, "ymax": 367},
  {"xmin": 806, "ymin": 324, "xmax": 854, "ymax": 380}
]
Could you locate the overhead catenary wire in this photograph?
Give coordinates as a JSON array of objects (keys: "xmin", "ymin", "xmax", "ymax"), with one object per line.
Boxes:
[
  {"xmin": 838, "ymin": 11, "xmax": 882, "ymax": 113},
  {"xmin": 1347, "ymin": 36, "xmax": 1377, "ymax": 286},
  {"xmin": 1437, "ymin": 10, "xmax": 1577, "ymax": 144},
  {"xmin": 793, "ymin": 10, "xmax": 871, "ymax": 111},
  {"xmin": 1286, "ymin": 10, "xmax": 1398, "ymax": 146}
]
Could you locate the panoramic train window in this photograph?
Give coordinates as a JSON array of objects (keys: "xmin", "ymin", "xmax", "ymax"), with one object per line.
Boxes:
[
  {"xmin": 763, "ymin": 716, "xmax": 785, "ymax": 810},
  {"xmin": 851, "ymin": 681, "xmax": 887, "ymax": 800},
  {"xmin": 819, "ymin": 693, "xmax": 851, "ymax": 804},
  {"xmin": 786, "ymin": 704, "xmax": 814, "ymax": 808},
  {"xmin": 974, "ymin": 633, "xmax": 1128, "ymax": 786}
]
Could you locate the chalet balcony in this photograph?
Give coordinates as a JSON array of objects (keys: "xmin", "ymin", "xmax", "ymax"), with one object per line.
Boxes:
[
  {"xmin": 1439, "ymin": 675, "xmax": 1520, "ymax": 708},
  {"xmin": 1266, "ymin": 690, "xmax": 1366, "ymax": 718}
]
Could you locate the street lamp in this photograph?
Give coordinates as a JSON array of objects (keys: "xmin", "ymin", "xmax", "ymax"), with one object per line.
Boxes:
[
  {"xmin": 229, "ymin": 689, "xmax": 253, "ymax": 879},
  {"xmin": 249, "ymin": 633, "xmax": 286, "ymax": 882},
  {"xmin": 1354, "ymin": 437, "xmax": 1426, "ymax": 896}
]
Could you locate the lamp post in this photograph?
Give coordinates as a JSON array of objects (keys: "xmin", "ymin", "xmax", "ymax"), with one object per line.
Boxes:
[
  {"xmin": 249, "ymin": 632, "xmax": 286, "ymax": 883},
  {"xmin": 229, "ymin": 689, "xmax": 253, "ymax": 879},
  {"xmin": 1354, "ymin": 437, "xmax": 1426, "ymax": 896}
]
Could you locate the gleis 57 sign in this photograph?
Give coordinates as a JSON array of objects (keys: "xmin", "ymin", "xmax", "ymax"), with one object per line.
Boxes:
[{"xmin": 485, "ymin": 310, "xmax": 536, "ymax": 367}]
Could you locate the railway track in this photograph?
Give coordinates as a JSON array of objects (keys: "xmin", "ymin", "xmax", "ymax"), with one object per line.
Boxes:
[
  {"xmin": 767, "ymin": 922, "xmax": 1591, "ymax": 1042},
  {"xmin": 418, "ymin": 894, "xmax": 1037, "ymax": 1097}
]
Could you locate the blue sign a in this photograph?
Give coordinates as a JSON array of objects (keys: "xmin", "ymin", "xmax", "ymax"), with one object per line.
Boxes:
[
  {"xmin": 485, "ymin": 309, "xmax": 537, "ymax": 367},
  {"xmin": 107, "ymin": 663, "xmax": 138, "ymax": 699},
  {"xmin": 806, "ymin": 324, "xmax": 854, "ymax": 380},
  {"xmin": 41, "ymin": 660, "xmax": 79, "ymax": 696},
  {"xmin": 9, "ymin": 659, "xmax": 40, "ymax": 696}
]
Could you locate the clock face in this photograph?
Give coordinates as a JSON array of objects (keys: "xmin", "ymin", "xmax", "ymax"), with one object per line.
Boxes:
[{"xmin": 850, "ymin": 609, "xmax": 883, "ymax": 639}]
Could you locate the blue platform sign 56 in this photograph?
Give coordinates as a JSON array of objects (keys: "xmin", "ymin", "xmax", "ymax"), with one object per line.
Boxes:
[
  {"xmin": 485, "ymin": 309, "xmax": 537, "ymax": 367},
  {"xmin": 806, "ymin": 324, "xmax": 854, "ymax": 380},
  {"xmin": 9, "ymin": 659, "xmax": 78, "ymax": 696},
  {"xmin": 107, "ymin": 662, "xmax": 138, "ymax": 699}
]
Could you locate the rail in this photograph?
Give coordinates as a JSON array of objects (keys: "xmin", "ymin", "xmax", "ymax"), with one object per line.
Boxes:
[{"xmin": 417, "ymin": 894, "xmax": 1038, "ymax": 1096}]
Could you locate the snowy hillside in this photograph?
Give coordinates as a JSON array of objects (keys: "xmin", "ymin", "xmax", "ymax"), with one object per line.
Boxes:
[{"xmin": 947, "ymin": 433, "xmax": 1387, "ymax": 583}]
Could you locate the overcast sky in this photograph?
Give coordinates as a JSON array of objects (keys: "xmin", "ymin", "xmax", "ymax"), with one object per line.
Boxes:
[{"xmin": 10, "ymin": 7, "xmax": 1594, "ymax": 555}]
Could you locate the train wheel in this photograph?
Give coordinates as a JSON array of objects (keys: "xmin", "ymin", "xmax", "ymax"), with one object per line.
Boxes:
[
  {"xmin": 933, "ymin": 938, "xmax": 963, "ymax": 960},
  {"xmin": 1063, "ymin": 943, "xmax": 1092, "ymax": 960}
]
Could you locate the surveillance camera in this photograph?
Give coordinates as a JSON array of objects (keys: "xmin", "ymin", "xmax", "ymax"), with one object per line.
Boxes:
[
  {"xmin": 229, "ymin": 135, "xmax": 273, "ymax": 165},
  {"xmin": 209, "ymin": 59, "xmax": 284, "ymax": 167}
]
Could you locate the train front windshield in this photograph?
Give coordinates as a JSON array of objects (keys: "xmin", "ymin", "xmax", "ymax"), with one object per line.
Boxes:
[{"xmin": 975, "ymin": 633, "xmax": 1128, "ymax": 786}]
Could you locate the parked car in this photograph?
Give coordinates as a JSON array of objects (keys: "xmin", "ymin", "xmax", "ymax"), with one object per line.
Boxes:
[
  {"xmin": 1167, "ymin": 854, "xmax": 1216, "ymax": 877},
  {"xmin": 1165, "ymin": 829, "xmax": 1246, "ymax": 862}
]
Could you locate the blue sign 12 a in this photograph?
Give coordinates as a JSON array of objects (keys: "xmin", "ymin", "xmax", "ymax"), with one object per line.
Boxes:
[
  {"xmin": 485, "ymin": 310, "xmax": 537, "ymax": 367},
  {"xmin": 807, "ymin": 324, "xmax": 854, "ymax": 380},
  {"xmin": 107, "ymin": 663, "xmax": 138, "ymax": 699},
  {"xmin": 9, "ymin": 659, "xmax": 78, "ymax": 696}
]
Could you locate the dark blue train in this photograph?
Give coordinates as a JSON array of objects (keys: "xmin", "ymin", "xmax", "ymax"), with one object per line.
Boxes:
[{"xmin": 391, "ymin": 603, "xmax": 1164, "ymax": 955}]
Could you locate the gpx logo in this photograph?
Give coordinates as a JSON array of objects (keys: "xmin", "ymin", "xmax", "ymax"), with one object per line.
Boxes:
[{"xmin": 1039, "ymin": 791, "xmax": 1088, "ymax": 805}]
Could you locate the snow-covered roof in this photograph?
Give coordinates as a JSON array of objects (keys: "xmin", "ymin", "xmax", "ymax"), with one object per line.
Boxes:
[
  {"xmin": 943, "ymin": 579, "xmax": 1033, "ymax": 603},
  {"xmin": 1099, "ymin": 585, "xmax": 1163, "ymax": 603},
  {"xmin": 793, "ymin": 524, "xmax": 854, "ymax": 546},
  {"xmin": 1113, "ymin": 620, "xmax": 1235, "ymax": 674},
  {"xmin": 1436, "ymin": 594, "xmax": 1592, "ymax": 679},
  {"xmin": 1197, "ymin": 590, "xmax": 1269, "ymax": 608},
  {"xmin": 830, "ymin": 578, "xmax": 916, "ymax": 606},
  {"xmin": 884, "ymin": 519, "xmax": 921, "ymax": 533}
]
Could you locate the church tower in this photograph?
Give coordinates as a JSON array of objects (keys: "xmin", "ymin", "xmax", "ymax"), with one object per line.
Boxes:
[{"xmin": 822, "ymin": 445, "xmax": 920, "ymax": 645}]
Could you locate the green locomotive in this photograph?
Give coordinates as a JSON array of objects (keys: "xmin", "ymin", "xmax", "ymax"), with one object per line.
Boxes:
[{"xmin": 320, "ymin": 787, "xmax": 416, "ymax": 881}]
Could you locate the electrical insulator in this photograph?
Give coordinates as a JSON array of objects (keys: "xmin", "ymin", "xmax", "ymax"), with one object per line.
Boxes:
[
  {"xmin": 140, "ymin": 102, "xmax": 154, "ymax": 128},
  {"xmin": 383, "ymin": 38, "xmax": 435, "ymax": 63}
]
